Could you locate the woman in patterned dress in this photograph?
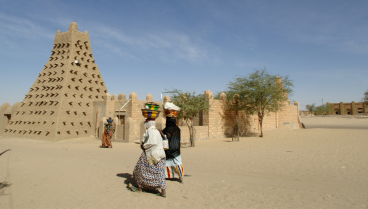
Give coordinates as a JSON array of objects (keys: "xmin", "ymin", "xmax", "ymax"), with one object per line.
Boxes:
[
  {"xmin": 129, "ymin": 119, "xmax": 167, "ymax": 197},
  {"xmin": 101, "ymin": 117, "xmax": 115, "ymax": 148}
]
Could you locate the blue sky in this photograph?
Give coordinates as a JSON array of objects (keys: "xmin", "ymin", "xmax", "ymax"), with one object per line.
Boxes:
[{"xmin": 0, "ymin": 0, "xmax": 367, "ymax": 110}]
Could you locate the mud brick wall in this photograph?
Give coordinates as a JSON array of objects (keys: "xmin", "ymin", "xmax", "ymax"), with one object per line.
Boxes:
[{"xmin": 179, "ymin": 125, "xmax": 210, "ymax": 144}]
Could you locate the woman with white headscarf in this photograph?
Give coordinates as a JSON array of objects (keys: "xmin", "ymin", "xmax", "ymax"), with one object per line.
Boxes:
[
  {"xmin": 129, "ymin": 118, "xmax": 167, "ymax": 197},
  {"xmin": 162, "ymin": 102, "xmax": 184, "ymax": 183}
]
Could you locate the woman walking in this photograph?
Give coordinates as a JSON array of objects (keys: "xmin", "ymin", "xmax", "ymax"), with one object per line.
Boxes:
[
  {"xmin": 130, "ymin": 118, "xmax": 167, "ymax": 197},
  {"xmin": 162, "ymin": 117, "xmax": 184, "ymax": 183},
  {"xmin": 101, "ymin": 117, "xmax": 115, "ymax": 148},
  {"xmin": 162, "ymin": 102, "xmax": 184, "ymax": 183}
]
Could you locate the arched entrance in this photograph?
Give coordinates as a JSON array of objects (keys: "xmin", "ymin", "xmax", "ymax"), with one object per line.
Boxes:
[
  {"xmin": 346, "ymin": 109, "xmax": 351, "ymax": 115},
  {"xmin": 334, "ymin": 109, "xmax": 339, "ymax": 115}
]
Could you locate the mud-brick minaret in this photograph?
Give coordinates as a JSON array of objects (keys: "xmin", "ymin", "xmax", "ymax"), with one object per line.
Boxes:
[{"xmin": 3, "ymin": 22, "xmax": 108, "ymax": 141}]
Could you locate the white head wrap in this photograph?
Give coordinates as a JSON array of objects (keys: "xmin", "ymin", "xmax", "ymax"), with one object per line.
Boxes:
[
  {"xmin": 144, "ymin": 121, "xmax": 156, "ymax": 129},
  {"xmin": 164, "ymin": 102, "xmax": 181, "ymax": 111}
]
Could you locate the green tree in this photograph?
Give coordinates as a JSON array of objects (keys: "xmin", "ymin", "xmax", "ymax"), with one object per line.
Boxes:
[
  {"xmin": 165, "ymin": 89, "xmax": 212, "ymax": 147},
  {"xmin": 305, "ymin": 103, "xmax": 316, "ymax": 115},
  {"xmin": 363, "ymin": 89, "xmax": 368, "ymax": 101},
  {"xmin": 220, "ymin": 94, "xmax": 245, "ymax": 141},
  {"xmin": 224, "ymin": 68, "xmax": 294, "ymax": 137},
  {"xmin": 314, "ymin": 104, "xmax": 334, "ymax": 115}
]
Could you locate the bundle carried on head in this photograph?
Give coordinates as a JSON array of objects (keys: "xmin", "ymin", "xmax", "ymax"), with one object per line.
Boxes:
[
  {"xmin": 107, "ymin": 117, "xmax": 113, "ymax": 123},
  {"xmin": 105, "ymin": 117, "xmax": 115, "ymax": 136},
  {"xmin": 141, "ymin": 102, "xmax": 161, "ymax": 120},
  {"xmin": 164, "ymin": 102, "xmax": 180, "ymax": 118}
]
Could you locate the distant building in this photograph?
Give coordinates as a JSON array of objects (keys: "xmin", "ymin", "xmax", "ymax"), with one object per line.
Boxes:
[
  {"xmin": 299, "ymin": 110, "xmax": 312, "ymax": 116},
  {"xmin": 326, "ymin": 102, "xmax": 368, "ymax": 115}
]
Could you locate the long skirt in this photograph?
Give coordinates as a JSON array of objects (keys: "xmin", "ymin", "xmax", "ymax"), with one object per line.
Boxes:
[
  {"xmin": 101, "ymin": 130, "xmax": 112, "ymax": 147},
  {"xmin": 133, "ymin": 152, "xmax": 166, "ymax": 190},
  {"xmin": 165, "ymin": 154, "xmax": 184, "ymax": 178}
]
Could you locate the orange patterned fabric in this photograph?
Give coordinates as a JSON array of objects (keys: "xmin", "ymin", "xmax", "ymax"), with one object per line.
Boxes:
[
  {"xmin": 164, "ymin": 109, "xmax": 179, "ymax": 117},
  {"xmin": 101, "ymin": 129, "xmax": 112, "ymax": 147}
]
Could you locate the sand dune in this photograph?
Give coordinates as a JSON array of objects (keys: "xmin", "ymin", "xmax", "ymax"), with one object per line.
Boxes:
[{"xmin": 0, "ymin": 117, "xmax": 367, "ymax": 208}]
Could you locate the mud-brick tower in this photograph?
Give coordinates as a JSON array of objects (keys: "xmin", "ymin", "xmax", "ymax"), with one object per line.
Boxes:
[{"xmin": 3, "ymin": 22, "xmax": 108, "ymax": 141}]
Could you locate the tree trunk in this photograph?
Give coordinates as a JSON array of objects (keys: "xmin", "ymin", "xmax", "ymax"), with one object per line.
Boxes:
[
  {"xmin": 236, "ymin": 113, "xmax": 239, "ymax": 141},
  {"xmin": 258, "ymin": 112, "xmax": 263, "ymax": 137},
  {"xmin": 232, "ymin": 128, "xmax": 234, "ymax": 142},
  {"xmin": 232, "ymin": 123, "xmax": 235, "ymax": 142},
  {"xmin": 237, "ymin": 123, "xmax": 239, "ymax": 141},
  {"xmin": 259, "ymin": 120, "xmax": 263, "ymax": 137},
  {"xmin": 186, "ymin": 117, "xmax": 195, "ymax": 147},
  {"xmin": 191, "ymin": 117, "xmax": 195, "ymax": 147},
  {"xmin": 233, "ymin": 111, "xmax": 238, "ymax": 142},
  {"xmin": 190, "ymin": 124, "xmax": 195, "ymax": 147}
]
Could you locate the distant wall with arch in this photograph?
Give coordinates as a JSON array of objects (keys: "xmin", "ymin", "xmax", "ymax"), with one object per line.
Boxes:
[{"xmin": 326, "ymin": 101, "xmax": 368, "ymax": 115}]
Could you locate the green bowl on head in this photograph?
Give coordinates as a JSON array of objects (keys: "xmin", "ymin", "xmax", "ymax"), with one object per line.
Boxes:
[
  {"xmin": 141, "ymin": 109, "xmax": 160, "ymax": 119},
  {"xmin": 144, "ymin": 104, "xmax": 160, "ymax": 110}
]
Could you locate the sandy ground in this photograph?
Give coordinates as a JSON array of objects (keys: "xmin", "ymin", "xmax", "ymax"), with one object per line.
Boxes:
[
  {"xmin": 0, "ymin": 117, "xmax": 367, "ymax": 209},
  {"xmin": 302, "ymin": 116, "xmax": 368, "ymax": 129}
]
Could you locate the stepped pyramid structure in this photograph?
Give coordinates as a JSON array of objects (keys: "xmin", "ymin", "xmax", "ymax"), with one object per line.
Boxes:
[{"xmin": 3, "ymin": 22, "xmax": 108, "ymax": 141}]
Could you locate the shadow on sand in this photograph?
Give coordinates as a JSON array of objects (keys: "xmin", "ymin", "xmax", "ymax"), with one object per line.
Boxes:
[
  {"xmin": 166, "ymin": 178, "xmax": 182, "ymax": 183},
  {"xmin": 223, "ymin": 132, "xmax": 261, "ymax": 142},
  {"xmin": 116, "ymin": 173, "xmax": 160, "ymax": 195},
  {"xmin": 0, "ymin": 182, "xmax": 11, "ymax": 196},
  {"xmin": 0, "ymin": 149, "xmax": 11, "ymax": 156}
]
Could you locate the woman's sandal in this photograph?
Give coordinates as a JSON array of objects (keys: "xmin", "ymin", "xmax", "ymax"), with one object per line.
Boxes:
[
  {"xmin": 128, "ymin": 183, "xmax": 141, "ymax": 193},
  {"xmin": 157, "ymin": 193, "xmax": 167, "ymax": 198}
]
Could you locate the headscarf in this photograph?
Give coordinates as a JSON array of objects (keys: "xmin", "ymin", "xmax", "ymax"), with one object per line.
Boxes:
[
  {"xmin": 144, "ymin": 120, "xmax": 156, "ymax": 130},
  {"xmin": 162, "ymin": 117, "xmax": 181, "ymax": 160},
  {"xmin": 142, "ymin": 120, "xmax": 165, "ymax": 165}
]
